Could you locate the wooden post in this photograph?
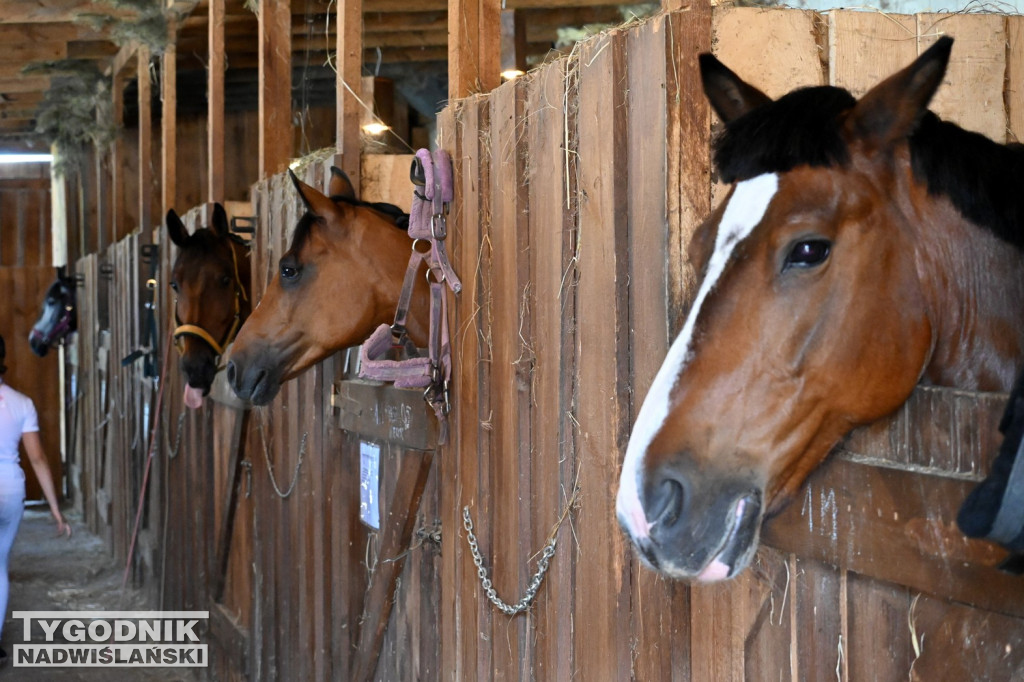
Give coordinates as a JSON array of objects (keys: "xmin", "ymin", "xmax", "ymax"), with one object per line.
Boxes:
[
  {"xmin": 448, "ymin": 0, "xmax": 501, "ymax": 100},
  {"xmin": 499, "ymin": 9, "xmax": 526, "ymax": 76},
  {"xmin": 137, "ymin": 46, "xmax": 152, "ymax": 236},
  {"xmin": 161, "ymin": 26, "xmax": 177, "ymax": 217},
  {"xmin": 50, "ymin": 145, "xmax": 68, "ymax": 267},
  {"xmin": 258, "ymin": 0, "xmax": 292, "ymax": 179},
  {"xmin": 208, "ymin": 0, "xmax": 225, "ymax": 201},
  {"xmin": 111, "ymin": 68, "xmax": 125, "ymax": 245},
  {"xmin": 335, "ymin": 0, "xmax": 362, "ymax": 192}
]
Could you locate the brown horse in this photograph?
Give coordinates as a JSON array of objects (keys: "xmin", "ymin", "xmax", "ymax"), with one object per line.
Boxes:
[
  {"xmin": 227, "ymin": 168, "xmax": 426, "ymax": 405},
  {"xmin": 616, "ymin": 37, "xmax": 1024, "ymax": 581},
  {"xmin": 166, "ymin": 203, "xmax": 252, "ymax": 409}
]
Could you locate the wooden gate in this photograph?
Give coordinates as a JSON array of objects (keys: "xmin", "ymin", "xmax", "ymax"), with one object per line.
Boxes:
[{"xmin": 436, "ymin": 6, "xmax": 1024, "ymax": 680}]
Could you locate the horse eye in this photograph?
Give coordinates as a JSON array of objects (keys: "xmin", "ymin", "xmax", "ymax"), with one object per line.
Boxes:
[
  {"xmin": 221, "ymin": 275, "xmax": 232, "ymax": 287},
  {"xmin": 170, "ymin": 281, "xmax": 179, "ymax": 293},
  {"xmin": 281, "ymin": 264, "xmax": 299, "ymax": 280},
  {"xmin": 784, "ymin": 239, "xmax": 832, "ymax": 271}
]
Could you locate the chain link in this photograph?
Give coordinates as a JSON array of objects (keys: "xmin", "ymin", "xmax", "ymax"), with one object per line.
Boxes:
[
  {"xmin": 164, "ymin": 412, "xmax": 186, "ymax": 459},
  {"xmin": 462, "ymin": 506, "xmax": 558, "ymax": 616},
  {"xmin": 257, "ymin": 409, "xmax": 306, "ymax": 499}
]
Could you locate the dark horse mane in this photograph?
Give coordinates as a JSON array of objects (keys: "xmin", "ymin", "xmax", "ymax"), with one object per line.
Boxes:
[
  {"xmin": 712, "ymin": 85, "xmax": 1024, "ymax": 251},
  {"xmin": 290, "ymin": 196, "xmax": 409, "ymax": 253},
  {"xmin": 329, "ymin": 194, "xmax": 410, "ymax": 230}
]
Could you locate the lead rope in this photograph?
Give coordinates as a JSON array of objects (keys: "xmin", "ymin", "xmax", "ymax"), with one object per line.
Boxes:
[{"xmin": 462, "ymin": 506, "xmax": 558, "ymax": 616}]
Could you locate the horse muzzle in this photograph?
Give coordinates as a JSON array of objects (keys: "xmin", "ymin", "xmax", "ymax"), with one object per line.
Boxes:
[
  {"xmin": 226, "ymin": 352, "xmax": 283, "ymax": 406},
  {"xmin": 28, "ymin": 332, "xmax": 50, "ymax": 357},
  {"xmin": 619, "ymin": 465, "xmax": 763, "ymax": 582}
]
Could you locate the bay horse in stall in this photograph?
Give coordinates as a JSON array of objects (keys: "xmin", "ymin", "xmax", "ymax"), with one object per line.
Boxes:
[
  {"xmin": 227, "ymin": 167, "xmax": 423, "ymax": 405},
  {"xmin": 166, "ymin": 203, "xmax": 251, "ymax": 409},
  {"xmin": 29, "ymin": 266, "xmax": 77, "ymax": 356},
  {"xmin": 616, "ymin": 37, "xmax": 1024, "ymax": 581}
]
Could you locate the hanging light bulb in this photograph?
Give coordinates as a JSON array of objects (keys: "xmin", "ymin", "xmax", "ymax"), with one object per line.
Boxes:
[{"xmin": 361, "ymin": 122, "xmax": 390, "ymax": 136}]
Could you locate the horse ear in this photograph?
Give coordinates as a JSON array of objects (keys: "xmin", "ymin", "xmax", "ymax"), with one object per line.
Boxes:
[
  {"xmin": 846, "ymin": 37, "xmax": 952, "ymax": 150},
  {"xmin": 290, "ymin": 169, "xmax": 339, "ymax": 218},
  {"xmin": 328, "ymin": 166, "xmax": 357, "ymax": 201},
  {"xmin": 56, "ymin": 264, "xmax": 66, "ymax": 280},
  {"xmin": 699, "ymin": 53, "xmax": 772, "ymax": 123},
  {"xmin": 211, "ymin": 203, "xmax": 230, "ymax": 238},
  {"xmin": 166, "ymin": 209, "xmax": 190, "ymax": 248}
]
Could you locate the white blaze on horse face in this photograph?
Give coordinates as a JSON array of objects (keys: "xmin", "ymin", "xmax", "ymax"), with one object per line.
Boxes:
[{"xmin": 616, "ymin": 173, "xmax": 779, "ymax": 541}]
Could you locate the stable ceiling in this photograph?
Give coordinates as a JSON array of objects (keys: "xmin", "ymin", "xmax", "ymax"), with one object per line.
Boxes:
[{"xmin": 0, "ymin": 0, "xmax": 641, "ymax": 149}]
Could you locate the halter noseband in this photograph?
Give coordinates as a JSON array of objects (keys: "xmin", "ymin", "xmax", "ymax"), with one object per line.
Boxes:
[
  {"xmin": 173, "ymin": 237, "xmax": 249, "ymax": 359},
  {"xmin": 30, "ymin": 286, "xmax": 75, "ymax": 348}
]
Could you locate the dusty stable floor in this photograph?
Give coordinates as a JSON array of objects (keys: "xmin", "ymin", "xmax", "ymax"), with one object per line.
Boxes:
[{"xmin": 1, "ymin": 508, "xmax": 195, "ymax": 681}]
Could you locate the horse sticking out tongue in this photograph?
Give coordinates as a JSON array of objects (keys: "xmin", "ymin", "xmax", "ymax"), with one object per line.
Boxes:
[{"xmin": 184, "ymin": 385, "xmax": 204, "ymax": 410}]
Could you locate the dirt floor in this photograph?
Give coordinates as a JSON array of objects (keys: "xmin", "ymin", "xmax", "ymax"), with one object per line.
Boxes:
[{"xmin": 2, "ymin": 507, "xmax": 196, "ymax": 681}]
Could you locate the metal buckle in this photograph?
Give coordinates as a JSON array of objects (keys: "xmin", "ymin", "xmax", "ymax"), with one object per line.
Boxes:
[{"xmin": 431, "ymin": 214, "xmax": 446, "ymax": 240}]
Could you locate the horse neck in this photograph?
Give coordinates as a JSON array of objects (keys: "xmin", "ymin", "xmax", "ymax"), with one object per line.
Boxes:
[{"xmin": 909, "ymin": 188, "xmax": 1024, "ymax": 392}]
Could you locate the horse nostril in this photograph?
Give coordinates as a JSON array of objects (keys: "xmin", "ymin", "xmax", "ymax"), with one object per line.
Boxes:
[
  {"xmin": 226, "ymin": 361, "xmax": 237, "ymax": 386},
  {"xmin": 649, "ymin": 478, "xmax": 685, "ymax": 529}
]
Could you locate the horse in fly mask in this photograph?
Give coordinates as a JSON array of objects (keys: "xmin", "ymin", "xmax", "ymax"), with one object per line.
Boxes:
[
  {"xmin": 166, "ymin": 203, "xmax": 252, "ymax": 409},
  {"xmin": 616, "ymin": 37, "xmax": 1024, "ymax": 581},
  {"xmin": 29, "ymin": 266, "xmax": 77, "ymax": 356}
]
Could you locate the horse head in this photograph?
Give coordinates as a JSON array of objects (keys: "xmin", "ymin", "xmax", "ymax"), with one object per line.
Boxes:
[
  {"xmin": 167, "ymin": 203, "xmax": 251, "ymax": 408},
  {"xmin": 227, "ymin": 167, "xmax": 425, "ymax": 405},
  {"xmin": 617, "ymin": 37, "xmax": 1024, "ymax": 581},
  {"xmin": 29, "ymin": 266, "xmax": 77, "ymax": 357}
]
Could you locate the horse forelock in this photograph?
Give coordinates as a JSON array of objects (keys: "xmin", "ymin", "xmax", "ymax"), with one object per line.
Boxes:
[
  {"xmin": 713, "ymin": 86, "xmax": 856, "ymax": 184},
  {"xmin": 716, "ymin": 85, "xmax": 1024, "ymax": 251}
]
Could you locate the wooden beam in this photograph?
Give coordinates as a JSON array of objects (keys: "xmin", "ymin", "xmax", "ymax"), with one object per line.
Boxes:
[
  {"xmin": 138, "ymin": 46, "xmax": 153, "ymax": 235},
  {"xmin": 0, "ymin": 0, "xmax": 133, "ymax": 23},
  {"xmin": 66, "ymin": 40, "xmax": 121, "ymax": 60},
  {"xmin": 500, "ymin": 9, "xmax": 527, "ymax": 74},
  {"xmin": 258, "ymin": 0, "xmax": 292, "ymax": 179},
  {"xmin": 364, "ymin": 0, "xmax": 445, "ymax": 9},
  {"xmin": 0, "ymin": 42, "xmax": 67, "ymax": 64},
  {"xmin": 110, "ymin": 43, "xmax": 139, "ymax": 79},
  {"xmin": 449, "ymin": 0, "xmax": 501, "ymax": 99},
  {"xmin": 110, "ymin": 69, "xmax": 125, "ymax": 246},
  {"xmin": 162, "ymin": 23, "xmax": 177, "ymax": 217},
  {"xmin": 0, "ymin": 77, "xmax": 50, "ymax": 95},
  {"xmin": 336, "ymin": 0, "xmax": 363, "ymax": 190},
  {"xmin": 0, "ymin": 23, "xmax": 106, "ymax": 43},
  {"xmin": 208, "ymin": 0, "xmax": 225, "ymax": 201}
]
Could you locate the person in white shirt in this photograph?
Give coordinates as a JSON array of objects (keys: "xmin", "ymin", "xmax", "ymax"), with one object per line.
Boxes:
[{"xmin": 0, "ymin": 334, "xmax": 70, "ymax": 665}]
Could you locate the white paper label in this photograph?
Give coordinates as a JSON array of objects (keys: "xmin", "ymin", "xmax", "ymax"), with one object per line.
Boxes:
[{"xmin": 359, "ymin": 442, "xmax": 381, "ymax": 530}]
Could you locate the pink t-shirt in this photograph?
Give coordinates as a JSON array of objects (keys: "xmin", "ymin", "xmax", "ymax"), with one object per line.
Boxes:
[{"xmin": 0, "ymin": 380, "xmax": 38, "ymax": 464}]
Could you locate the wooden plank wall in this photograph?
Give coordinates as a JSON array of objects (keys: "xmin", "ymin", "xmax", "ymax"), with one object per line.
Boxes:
[
  {"xmin": 0, "ymin": 178, "xmax": 51, "ymax": 267},
  {"xmin": 437, "ymin": 6, "xmax": 1024, "ymax": 681}
]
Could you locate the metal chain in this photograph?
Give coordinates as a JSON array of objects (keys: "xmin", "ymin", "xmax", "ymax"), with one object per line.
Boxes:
[
  {"xmin": 164, "ymin": 412, "xmax": 186, "ymax": 459},
  {"xmin": 256, "ymin": 409, "xmax": 306, "ymax": 499},
  {"xmin": 462, "ymin": 505, "xmax": 558, "ymax": 616}
]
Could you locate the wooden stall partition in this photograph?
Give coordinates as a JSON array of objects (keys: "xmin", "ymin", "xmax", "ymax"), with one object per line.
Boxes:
[
  {"xmin": 437, "ymin": 5, "xmax": 1024, "ymax": 681},
  {"xmin": 150, "ymin": 202, "xmax": 252, "ymax": 680},
  {"xmin": 69, "ymin": 253, "xmax": 108, "ymax": 538}
]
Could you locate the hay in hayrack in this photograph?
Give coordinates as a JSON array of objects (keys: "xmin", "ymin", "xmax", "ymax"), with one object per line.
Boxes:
[
  {"xmin": 75, "ymin": 0, "xmax": 170, "ymax": 55},
  {"xmin": 23, "ymin": 60, "xmax": 116, "ymax": 177}
]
